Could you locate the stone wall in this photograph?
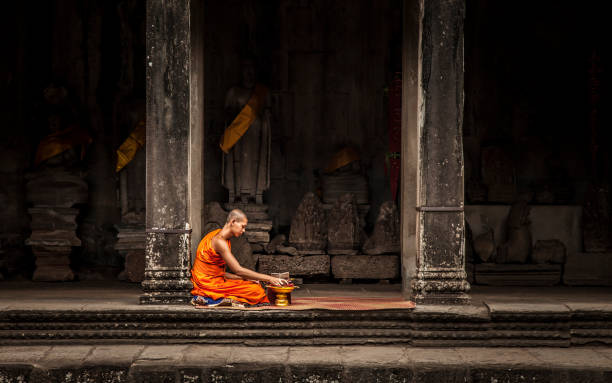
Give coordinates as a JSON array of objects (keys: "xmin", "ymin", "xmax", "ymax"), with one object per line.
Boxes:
[
  {"xmin": 202, "ymin": 0, "xmax": 402, "ymax": 230},
  {"xmin": 1, "ymin": 0, "xmax": 146, "ymax": 278},
  {"xmin": 464, "ymin": 0, "xmax": 607, "ymax": 206}
]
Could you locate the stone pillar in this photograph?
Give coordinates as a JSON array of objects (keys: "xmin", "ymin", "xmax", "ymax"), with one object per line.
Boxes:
[
  {"xmin": 400, "ymin": 0, "xmax": 420, "ymax": 299},
  {"xmin": 407, "ymin": 0, "xmax": 470, "ymax": 304},
  {"xmin": 141, "ymin": 0, "xmax": 203, "ymax": 304}
]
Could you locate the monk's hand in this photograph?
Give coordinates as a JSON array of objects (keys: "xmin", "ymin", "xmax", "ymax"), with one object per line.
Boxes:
[{"xmin": 269, "ymin": 277, "xmax": 289, "ymax": 286}]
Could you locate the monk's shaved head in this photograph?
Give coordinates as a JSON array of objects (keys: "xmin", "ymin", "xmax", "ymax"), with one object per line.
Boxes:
[{"xmin": 226, "ymin": 209, "xmax": 247, "ymax": 223}]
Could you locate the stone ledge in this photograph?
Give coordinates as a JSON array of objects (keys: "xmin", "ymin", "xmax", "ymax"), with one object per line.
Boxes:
[
  {"xmin": 1, "ymin": 303, "xmax": 611, "ymax": 347},
  {"xmin": 1, "ymin": 346, "xmax": 611, "ymax": 383},
  {"xmin": 474, "ymin": 263, "xmax": 562, "ymax": 286},
  {"xmin": 331, "ymin": 254, "xmax": 400, "ymax": 279},
  {"xmin": 258, "ymin": 254, "xmax": 330, "ymax": 276}
]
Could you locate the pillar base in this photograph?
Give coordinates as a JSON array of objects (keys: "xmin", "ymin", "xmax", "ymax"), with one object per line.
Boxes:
[
  {"xmin": 410, "ymin": 272, "xmax": 471, "ymax": 305},
  {"xmin": 140, "ymin": 269, "xmax": 192, "ymax": 305},
  {"xmin": 412, "ymin": 291, "xmax": 471, "ymax": 305},
  {"xmin": 140, "ymin": 292, "xmax": 192, "ymax": 305}
]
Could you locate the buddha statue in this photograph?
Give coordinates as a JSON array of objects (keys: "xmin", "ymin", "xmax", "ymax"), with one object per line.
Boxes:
[{"xmin": 221, "ymin": 57, "xmax": 271, "ymax": 205}]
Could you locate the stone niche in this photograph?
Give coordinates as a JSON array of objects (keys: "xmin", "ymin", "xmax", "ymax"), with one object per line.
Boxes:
[{"xmin": 466, "ymin": 204, "xmax": 582, "ymax": 286}]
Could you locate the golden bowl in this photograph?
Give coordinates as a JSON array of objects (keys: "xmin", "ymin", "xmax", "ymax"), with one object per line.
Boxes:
[
  {"xmin": 267, "ymin": 285, "xmax": 296, "ymax": 294},
  {"xmin": 267, "ymin": 285, "xmax": 296, "ymax": 306}
]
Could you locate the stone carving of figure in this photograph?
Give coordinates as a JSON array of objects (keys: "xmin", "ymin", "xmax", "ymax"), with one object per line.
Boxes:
[
  {"xmin": 289, "ymin": 192, "xmax": 327, "ymax": 254},
  {"xmin": 327, "ymin": 193, "xmax": 361, "ymax": 255},
  {"xmin": 495, "ymin": 200, "xmax": 532, "ymax": 264},
  {"xmin": 362, "ymin": 201, "xmax": 400, "ymax": 255},
  {"xmin": 222, "ymin": 57, "xmax": 271, "ymax": 204}
]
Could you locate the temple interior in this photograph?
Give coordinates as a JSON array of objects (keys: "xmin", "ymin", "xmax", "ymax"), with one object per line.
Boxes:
[{"xmin": 1, "ymin": 0, "xmax": 611, "ymax": 289}]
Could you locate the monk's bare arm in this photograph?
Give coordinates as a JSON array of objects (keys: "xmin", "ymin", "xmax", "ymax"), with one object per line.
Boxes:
[
  {"xmin": 213, "ymin": 237, "xmax": 276, "ymax": 283},
  {"xmin": 224, "ymin": 271, "xmax": 242, "ymax": 280}
]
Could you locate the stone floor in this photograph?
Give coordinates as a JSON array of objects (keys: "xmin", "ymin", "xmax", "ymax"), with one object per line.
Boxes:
[
  {"xmin": 1, "ymin": 280, "xmax": 611, "ymax": 310},
  {"xmin": 0, "ymin": 344, "xmax": 611, "ymax": 382},
  {"xmin": 1, "ymin": 282, "xmax": 612, "ymax": 381}
]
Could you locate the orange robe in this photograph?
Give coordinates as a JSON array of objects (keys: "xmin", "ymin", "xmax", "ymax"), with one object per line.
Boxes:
[{"xmin": 190, "ymin": 229, "xmax": 269, "ymax": 305}]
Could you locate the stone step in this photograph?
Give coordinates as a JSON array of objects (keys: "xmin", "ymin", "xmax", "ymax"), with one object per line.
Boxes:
[
  {"xmin": 0, "ymin": 304, "xmax": 611, "ymax": 347},
  {"xmin": 1, "ymin": 345, "xmax": 611, "ymax": 383}
]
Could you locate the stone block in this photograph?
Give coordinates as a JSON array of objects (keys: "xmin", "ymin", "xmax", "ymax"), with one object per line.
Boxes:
[
  {"xmin": 125, "ymin": 250, "xmax": 145, "ymax": 283},
  {"xmin": 277, "ymin": 246, "xmax": 299, "ymax": 256},
  {"xmin": 474, "ymin": 263, "xmax": 561, "ymax": 286},
  {"xmin": 564, "ymin": 252, "xmax": 612, "ymax": 286},
  {"xmin": 247, "ymin": 220, "xmax": 273, "ymax": 231},
  {"xmin": 35, "ymin": 254, "xmax": 71, "ymax": 266},
  {"xmin": 33, "ymin": 265, "xmax": 74, "ymax": 281},
  {"xmin": 297, "ymin": 249, "xmax": 326, "ymax": 255},
  {"xmin": 115, "ymin": 227, "xmax": 146, "ymax": 252},
  {"xmin": 532, "ymin": 240, "xmax": 566, "ymax": 264},
  {"xmin": 31, "ymin": 245, "xmax": 72, "ymax": 255},
  {"xmin": 266, "ymin": 234, "xmax": 286, "ymax": 253},
  {"xmin": 331, "ymin": 255, "xmax": 400, "ymax": 279},
  {"xmin": 29, "ymin": 207, "xmax": 78, "ymax": 231},
  {"xmin": 258, "ymin": 254, "xmax": 330, "ymax": 276},
  {"xmin": 224, "ymin": 202, "xmax": 270, "ymax": 221},
  {"xmin": 26, "ymin": 230, "xmax": 81, "ymax": 247},
  {"xmin": 244, "ymin": 230, "xmax": 269, "ymax": 244},
  {"xmin": 26, "ymin": 171, "xmax": 88, "ymax": 207},
  {"xmin": 328, "ymin": 249, "xmax": 358, "ymax": 255},
  {"xmin": 251, "ymin": 243, "xmax": 265, "ymax": 253}
]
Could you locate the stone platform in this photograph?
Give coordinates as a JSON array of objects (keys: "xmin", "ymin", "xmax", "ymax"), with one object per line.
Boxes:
[
  {"xmin": 1, "ymin": 345, "xmax": 611, "ymax": 383},
  {"xmin": 0, "ymin": 282, "xmax": 611, "ymax": 348}
]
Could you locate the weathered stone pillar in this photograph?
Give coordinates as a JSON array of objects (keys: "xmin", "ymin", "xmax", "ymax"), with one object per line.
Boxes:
[
  {"xmin": 407, "ymin": 0, "xmax": 470, "ymax": 304},
  {"xmin": 141, "ymin": 0, "xmax": 203, "ymax": 304}
]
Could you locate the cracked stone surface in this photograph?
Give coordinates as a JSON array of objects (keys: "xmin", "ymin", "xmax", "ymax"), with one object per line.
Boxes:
[{"xmin": 1, "ymin": 345, "xmax": 611, "ymax": 382}]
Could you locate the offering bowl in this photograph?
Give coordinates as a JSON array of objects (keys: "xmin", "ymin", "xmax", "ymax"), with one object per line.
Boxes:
[{"xmin": 266, "ymin": 285, "xmax": 296, "ymax": 306}]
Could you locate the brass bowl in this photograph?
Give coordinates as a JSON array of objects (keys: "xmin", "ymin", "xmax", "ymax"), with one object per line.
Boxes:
[{"xmin": 267, "ymin": 285, "xmax": 296, "ymax": 306}]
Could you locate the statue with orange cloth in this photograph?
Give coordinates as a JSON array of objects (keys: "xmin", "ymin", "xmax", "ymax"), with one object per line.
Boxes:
[
  {"xmin": 33, "ymin": 83, "xmax": 91, "ymax": 169},
  {"xmin": 190, "ymin": 209, "xmax": 289, "ymax": 308},
  {"xmin": 220, "ymin": 56, "xmax": 271, "ymax": 205}
]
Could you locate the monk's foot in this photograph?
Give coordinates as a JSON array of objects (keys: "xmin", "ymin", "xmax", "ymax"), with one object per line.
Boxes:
[
  {"xmin": 191, "ymin": 296, "xmax": 232, "ymax": 308},
  {"xmin": 231, "ymin": 300, "xmax": 247, "ymax": 308}
]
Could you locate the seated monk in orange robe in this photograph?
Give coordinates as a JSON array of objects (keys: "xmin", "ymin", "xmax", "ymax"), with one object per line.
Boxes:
[{"xmin": 190, "ymin": 209, "xmax": 288, "ymax": 307}]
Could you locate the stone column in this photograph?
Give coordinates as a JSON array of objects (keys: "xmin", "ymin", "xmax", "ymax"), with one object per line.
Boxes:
[
  {"xmin": 141, "ymin": 0, "xmax": 203, "ymax": 304},
  {"xmin": 400, "ymin": 0, "xmax": 420, "ymax": 299},
  {"xmin": 407, "ymin": 0, "xmax": 470, "ymax": 304}
]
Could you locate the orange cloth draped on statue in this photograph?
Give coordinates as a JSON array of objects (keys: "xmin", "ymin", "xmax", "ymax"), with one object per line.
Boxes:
[{"xmin": 190, "ymin": 229, "xmax": 269, "ymax": 305}]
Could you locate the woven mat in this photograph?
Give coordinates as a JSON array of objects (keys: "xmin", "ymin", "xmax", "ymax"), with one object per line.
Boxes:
[{"xmin": 195, "ymin": 297, "xmax": 416, "ymax": 311}]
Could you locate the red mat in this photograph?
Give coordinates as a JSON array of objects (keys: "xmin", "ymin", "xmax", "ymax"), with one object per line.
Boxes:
[{"xmin": 195, "ymin": 297, "xmax": 416, "ymax": 311}]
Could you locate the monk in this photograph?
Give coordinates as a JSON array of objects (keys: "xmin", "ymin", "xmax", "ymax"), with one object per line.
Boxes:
[{"xmin": 190, "ymin": 209, "xmax": 288, "ymax": 307}]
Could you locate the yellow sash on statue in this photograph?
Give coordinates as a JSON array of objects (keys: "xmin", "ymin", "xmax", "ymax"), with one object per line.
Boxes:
[
  {"xmin": 34, "ymin": 125, "xmax": 92, "ymax": 166},
  {"xmin": 219, "ymin": 84, "xmax": 268, "ymax": 154},
  {"xmin": 116, "ymin": 120, "xmax": 146, "ymax": 172}
]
